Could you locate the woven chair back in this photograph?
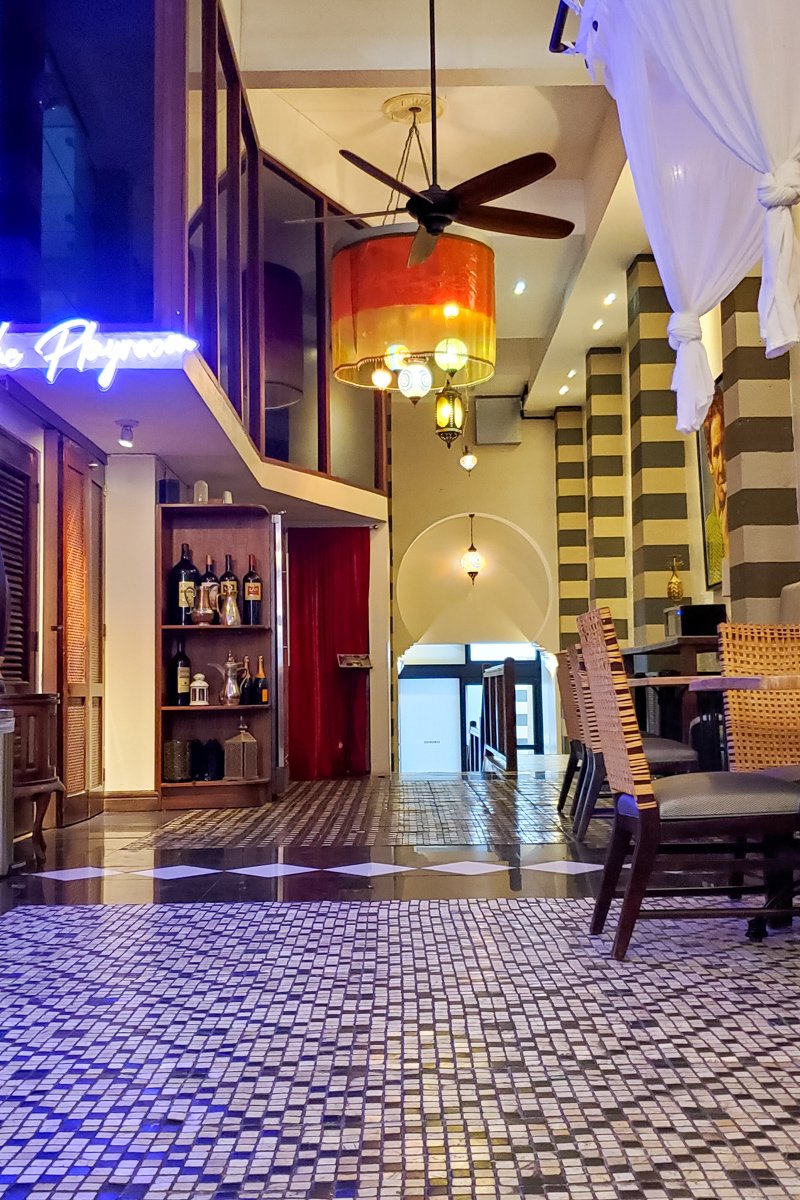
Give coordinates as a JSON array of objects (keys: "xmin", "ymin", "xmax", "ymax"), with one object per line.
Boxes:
[
  {"xmin": 567, "ymin": 644, "xmax": 602, "ymax": 754},
  {"xmin": 718, "ymin": 621, "xmax": 800, "ymax": 772},
  {"xmin": 577, "ymin": 607, "xmax": 656, "ymax": 811},
  {"xmin": 556, "ymin": 651, "xmax": 584, "ymax": 743}
]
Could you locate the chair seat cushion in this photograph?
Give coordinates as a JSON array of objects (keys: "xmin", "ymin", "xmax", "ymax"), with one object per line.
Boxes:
[
  {"xmin": 642, "ymin": 735, "xmax": 698, "ymax": 767},
  {"xmin": 762, "ymin": 763, "xmax": 800, "ymax": 783},
  {"xmin": 617, "ymin": 771, "xmax": 800, "ymax": 821}
]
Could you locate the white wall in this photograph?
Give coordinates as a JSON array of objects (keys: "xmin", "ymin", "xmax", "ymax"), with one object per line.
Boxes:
[{"xmin": 104, "ymin": 455, "xmax": 158, "ymax": 794}]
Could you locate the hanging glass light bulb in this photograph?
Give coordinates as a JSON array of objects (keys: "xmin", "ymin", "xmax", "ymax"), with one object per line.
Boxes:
[
  {"xmin": 397, "ymin": 362, "xmax": 433, "ymax": 404},
  {"xmin": 434, "ymin": 382, "xmax": 464, "ymax": 448},
  {"xmin": 434, "ymin": 336, "xmax": 469, "ymax": 375},
  {"xmin": 371, "ymin": 365, "xmax": 393, "ymax": 390},
  {"xmin": 460, "ymin": 446, "xmax": 478, "ymax": 472},
  {"xmin": 460, "ymin": 513, "xmax": 484, "ymax": 584}
]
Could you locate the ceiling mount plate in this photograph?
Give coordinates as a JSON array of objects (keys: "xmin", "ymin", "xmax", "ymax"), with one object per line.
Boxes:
[{"xmin": 381, "ymin": 93, "xmax": 444, "ymax": 125}]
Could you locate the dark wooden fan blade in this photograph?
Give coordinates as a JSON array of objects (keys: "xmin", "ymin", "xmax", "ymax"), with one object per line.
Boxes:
[
  {"xmin": 451, "ymin": 153, "xmax": 556, "ymax": 207},
  {"xmin": 407, "ymin": 227, "xmax": 439, "ymax": 267},
  {"xmin": 456, "ymin": 204, "xmax": 574, "ymax": 239},
  {"xmin": 339, "ymin": 150, "xmax": 422, "ymax": 200},
  {"xmin": 284, "ymin": 209, "xmax": 405, "ymax": 225}
]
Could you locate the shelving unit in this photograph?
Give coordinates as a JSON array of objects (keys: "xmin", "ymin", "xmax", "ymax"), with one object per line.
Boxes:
[{"xmin": 157, "ymin": 504, "xmax": 275, "ymax": 810}]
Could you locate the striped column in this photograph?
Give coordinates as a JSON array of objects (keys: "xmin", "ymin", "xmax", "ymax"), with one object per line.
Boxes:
[
  {"xmin": 627, "ymin": 255, "xmax": 693, "ymax": 643},
  {"xmin": 722, "ymin": 277, "xmax": 800, "ymax": 621},
  {"xmin": 555, "ymin": 407, "xmax": 589, "ymax": 649},
  {"xmin": 585, "ymin": 347, "xmax": 631, "ymax": 643}
]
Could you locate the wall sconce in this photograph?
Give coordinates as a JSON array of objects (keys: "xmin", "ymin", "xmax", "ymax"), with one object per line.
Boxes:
[
  {"xmin": 460, "ymin": 513, "xmax": 485, "ymax": 585},
  {"xmin": 116, "ymin": 419, "xmax": 138, "ymax": 448}
]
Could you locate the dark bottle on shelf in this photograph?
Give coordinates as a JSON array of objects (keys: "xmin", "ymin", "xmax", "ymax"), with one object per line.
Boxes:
[
  {"xmin": 199, "ymin": 554, "xmax": 220, "ymax": 624},
  {"xmin": 219, "ymin": 554, "xmax": 239, "ymax": 604},
  {"xmin": 169, "ymin": 640, "xmax": 192, "ymax": 706},
  {"xmin": 242, "ymin": 554, "xmax": 263, "ymax": 626},
  {"xmin": 168, "ymin": 543, "xmax": 200, "ymax": 625},
  {"xmin": 239, "ymin": 654, "xmax": 255, "ymax": 706},
  {"xmin": 255, "ymin": 654, "xmax": 269, "ymax": 706}
]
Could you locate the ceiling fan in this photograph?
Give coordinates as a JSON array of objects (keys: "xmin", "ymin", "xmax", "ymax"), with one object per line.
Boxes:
[{"xmin": 335, "ymin": 0, "xmax": 575, "ymax": 265}]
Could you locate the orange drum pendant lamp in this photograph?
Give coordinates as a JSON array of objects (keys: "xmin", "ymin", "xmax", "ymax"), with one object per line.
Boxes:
[{"xmin": 331, "ymin": 230, "xmax": 496, "ymax": 397}]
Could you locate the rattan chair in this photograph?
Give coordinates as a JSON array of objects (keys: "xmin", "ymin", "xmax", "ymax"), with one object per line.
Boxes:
[
  {"xmin": 577, "ymin": 607, "xmax": 800, "ymax": 959},
  {"xmin": 719, "ymin": 622, "xmax": 800, "ymax": 781},
  {"xmin": 555, "ymin": 651, "xmax": 584, "ymax": 812},
  {"xmin": 568, "ymin": 643, "xmax": 698, "ymax": 842}
]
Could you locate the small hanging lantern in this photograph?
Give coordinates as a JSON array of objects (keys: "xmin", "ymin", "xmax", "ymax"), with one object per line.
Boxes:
[
  {"xmin": 460, "ymin": 513, "xmax": 485, "ymax": 585},
  {"xmin": 460, "ymin": 446, "xmax": 478, "ymax": 473},
  {"xmin": 189, "ymin": 672, "xmax": 210, "ymax": 707},
  {"xmin": 435, "ymin": 382, "xmax": 464, "ymax": 448},
  {"xmin": 224, "ymin": 720, "xmax": 259, "ymax": 780}
]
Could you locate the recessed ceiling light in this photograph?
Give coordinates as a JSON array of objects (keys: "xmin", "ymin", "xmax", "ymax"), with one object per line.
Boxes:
[
  {"xmin": 567, "ymin": 369, "xmax": 577, "ymax": 379},
  {"xmin": 603, "ymin": 292, "xmax": 617, "ymax": 306},
  {"xmin": 558, "ymin": 385, "xmax": 569, "ymax": 396},
  {"xmin": 513, "ymin": 280, "xmax": 527, "ymax": 295},
  {"xmin": 592, "ymin": 319, "xmax": 604, "ymax": 331}
]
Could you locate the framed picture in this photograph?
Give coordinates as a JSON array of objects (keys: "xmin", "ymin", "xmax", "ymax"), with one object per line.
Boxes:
[
  {"xmin": 696, "ymin": 381, "xmax": 728, "ymax": 589},
  {"xmin": 337, "ymin": 653, "xmax": 372, "ymax": 669}
]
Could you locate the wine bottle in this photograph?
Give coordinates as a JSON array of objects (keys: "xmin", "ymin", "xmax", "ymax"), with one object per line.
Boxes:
[
  {"xmin": 169, "ymin": 640, "xmax": 192, "ymax": 706},
  {"xmin": 199, "ymin": 555, "xmax": 220, "ymax": 624},
  {"xmin": 168, "ymin": 543, "xmax": 200, "ymax": 625},
  {"xmin": 255, "ymin": 654, "xmax": 269, "ymax": 706},
  {"xmin": 219, "ymin": 554, "xmax": 239, "ymax": 603},
  {"xmin": 239, "ymin": 654, "xmax": 255, "ymax": 705},
  {"xmin": 242, "ymin": 554, "xmax": 263, "ymax": 626}
]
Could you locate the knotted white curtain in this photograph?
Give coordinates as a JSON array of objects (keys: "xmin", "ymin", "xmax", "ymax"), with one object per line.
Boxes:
[
  {"xmin": 624, "ymin": 0, "xmax": 800, "ymax": 361},
  {"xmin": 578, "ymin": 0, "xmax": 762, "ymax": 432}
]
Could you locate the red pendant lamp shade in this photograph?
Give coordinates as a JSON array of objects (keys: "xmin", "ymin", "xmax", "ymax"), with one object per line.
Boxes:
[{"xmin": 331, "ymin": 231, "xmax": 496, "ymax": 391}]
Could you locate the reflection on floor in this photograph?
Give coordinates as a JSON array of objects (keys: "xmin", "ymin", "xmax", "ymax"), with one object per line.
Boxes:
[{"xmin": 2, "ymin": 761, "xmax": 799, "ymax": 1199}]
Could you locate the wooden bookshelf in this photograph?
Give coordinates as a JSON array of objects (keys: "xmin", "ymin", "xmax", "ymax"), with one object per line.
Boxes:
[{"xmin": 157, "ymin": 504, "xmax": 275, "ymax": 810}]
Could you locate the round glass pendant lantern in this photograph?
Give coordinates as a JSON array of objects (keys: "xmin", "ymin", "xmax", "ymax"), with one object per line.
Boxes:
[
  {"xmin": 460, "ymin": 513, "xmax": 484, "ymax": 585},
  {"xmin": 331, "ymin": 229, "xmax": 496, "ymax": 393},
  {"xmin": 434, "ymin": 383, "xmax": 464, "ymax": 448}
]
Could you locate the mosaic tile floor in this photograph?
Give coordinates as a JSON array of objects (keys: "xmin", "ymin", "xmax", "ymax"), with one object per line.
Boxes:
[
  {"xmin": 121, "ymin": 775, "xmax": 574, "ymax": 852},
  {"xmin": 2, "ymin": 899, "xmax": 800, "ymax": 1200}
]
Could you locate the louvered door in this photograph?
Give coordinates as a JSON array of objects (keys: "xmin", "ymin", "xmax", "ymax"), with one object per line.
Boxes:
[
  {"xmin": 0, "ymin": 430, "xmax": 38, "ymax": 689},
  {"xmin": 59, "ymin": 441, "xmax": 104, "ymax": 823}
]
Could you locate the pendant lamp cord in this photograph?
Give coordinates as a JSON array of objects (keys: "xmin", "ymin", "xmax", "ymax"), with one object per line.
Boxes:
[
  {"xmin": 382, "ymin": 109, "xmax": 432, "ymax": 224},
  {"xmin": 429, "ymin": 0, "xmax": 438, "ymax": 186}
]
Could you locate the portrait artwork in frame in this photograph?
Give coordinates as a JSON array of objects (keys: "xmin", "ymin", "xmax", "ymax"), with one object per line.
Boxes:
[{"xmin": 697, "ymin": 381, "xmax": 728, "ymax": 589}]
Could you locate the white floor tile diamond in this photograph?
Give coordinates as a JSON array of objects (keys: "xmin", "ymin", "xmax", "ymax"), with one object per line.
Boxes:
[
  {"xmin": 227, "ymin": 864, "xmax": 317, "ymax": 878},
  {"xmin": 133, "ymin": 866, "xmax": 220, "ymax": 879},
  {"xmin": 32, "ymin": 867, "xmax": 123, "ymax": 881},
  {"xmin": 324, "ymin": 862, "xmax": 415, "ymax": 877},
  {"xmin": 421, "ymin": 861, "xmax": 508, "ymax": 875},
  {"xmin": 522, "ymin": 860, "xmax": 603, "ymax": 875}
]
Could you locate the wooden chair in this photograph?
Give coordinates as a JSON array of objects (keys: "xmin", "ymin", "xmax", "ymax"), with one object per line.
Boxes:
[
  {"xmin": 555, "ymin": 651, "xmax": 584, "ymax": 812},
  {"xmin": 578, "ymin": 607, "xmax": 800, "ymax": 959},
  {"xmin": 719, "ymin": 622, "xmax": 800, "ymax": 781},
  {"xmin": 568, "ymin": 643, "xmax": 698, "ymax": 842}
]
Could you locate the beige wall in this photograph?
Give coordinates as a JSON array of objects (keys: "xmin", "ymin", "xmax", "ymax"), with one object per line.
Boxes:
[
  {"xmin": 104, "ymin": 455, "xmax": 158, "ymax": 795},
  {"xmin": 391, "ymin": 403, "xmax": 560, "ymax": 656}
]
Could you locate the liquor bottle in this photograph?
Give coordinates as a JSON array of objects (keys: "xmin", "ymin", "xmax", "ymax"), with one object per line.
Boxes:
[
  {"xmin": 199, "ymin": 554, "xmax": 220, "ymax": 624},
  {"xmin": 255, "ymin": 654, "xmax": 269, "ymax": 706},
  {"xmin": 242, "ymin": 554, "xmax": 263, "ymax": 626},
  {"xmin": 239, "ymin": 654, "xmax": 255, "ymax": 705},
  {"xmin": 169, "ymin": 640, "xmax": 192, "ymax": 706},
  {"xmin": 219, "ymin": 554, "xmax": 238, "ymax": 602},
  {"xmin": 168, "ymin": 543, "xmax": 200, "ymax": 625}
]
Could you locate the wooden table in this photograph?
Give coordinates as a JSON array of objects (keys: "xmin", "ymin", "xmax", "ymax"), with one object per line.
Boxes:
[
  {"xmin": 689, "ymin": 674, "xmax": 800, "ymax": 692},
  {"xmin": 622, "ymin": 636, "xmax": 719, "ymax": 676}
]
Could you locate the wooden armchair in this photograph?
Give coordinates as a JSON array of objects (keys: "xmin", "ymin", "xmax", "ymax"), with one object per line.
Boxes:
[
  {"xmin": 555, "ymin": 651, "xmax": 584, "ymax": 812},
  {"xmin": 578, "ymin": 607, "xmax": 800, "ymax": 959}
]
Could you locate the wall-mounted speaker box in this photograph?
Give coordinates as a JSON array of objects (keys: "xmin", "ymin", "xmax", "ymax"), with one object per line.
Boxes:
[
  {"xmin": 475, "ymin": 397, "xmax": 522, "ymax": 445},
  {"xmin": 157, "ymin": 478, "xmax": 181, "ymax": 504}
]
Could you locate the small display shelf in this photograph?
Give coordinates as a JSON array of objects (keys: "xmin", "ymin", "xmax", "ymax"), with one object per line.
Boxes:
[{"xmin": 157, "ymin": 503, "xmax": 275, "ymax": 811}]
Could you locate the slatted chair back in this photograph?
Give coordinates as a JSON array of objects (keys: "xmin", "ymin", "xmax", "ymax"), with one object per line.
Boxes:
[
  {"xmin": 577, "ymin": 607, "xmax": 657, "ymax": 812},
  {"xmin": 567, "ymin": 644, "xmax": 602, "ymax": 754},
  {"xmin": 556, "ymin": 651, "xmax": 584, "ymax": 743},
  {"xmin": 718, "ymin": 621, "xmax": 800, "ymax": 772}
]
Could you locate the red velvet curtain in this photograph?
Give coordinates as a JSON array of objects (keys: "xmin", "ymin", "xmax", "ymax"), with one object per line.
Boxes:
[{"xmin": 288, "ymin": 527, "xmax": 370, "ymax": 780}]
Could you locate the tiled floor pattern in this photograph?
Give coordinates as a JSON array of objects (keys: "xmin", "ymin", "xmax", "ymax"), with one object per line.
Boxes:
[
  {"xmin": 2, "ymin": 898, "xmax": 800, "ymax": 1199},
  {"xmin": 30, "ymin": 859, "xmax": 602, "ymax": 882},
  {"xmin": 121, "ymin": 775, "xmax": 578, "ymax": 852}
]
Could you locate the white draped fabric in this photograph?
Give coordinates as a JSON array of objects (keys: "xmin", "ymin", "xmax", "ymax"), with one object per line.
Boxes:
[
  {"xmin": 578, "ymin": 0, "xmax": 762, "ymax": 432},
  {"xmin": 624, "ymin": 0, "xmax": 800, "ymax": 361}
]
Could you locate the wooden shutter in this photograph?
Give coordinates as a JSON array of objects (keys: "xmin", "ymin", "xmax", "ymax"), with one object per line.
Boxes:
[{"xmin": 0, "ymin": 429, "xmax": 37, "ymax": 687}]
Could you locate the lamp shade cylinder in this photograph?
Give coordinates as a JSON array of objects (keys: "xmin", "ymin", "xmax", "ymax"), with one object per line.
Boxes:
[{"xmin": 331, "ymin": 231, "xmax": 495, "ymax": 391}]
